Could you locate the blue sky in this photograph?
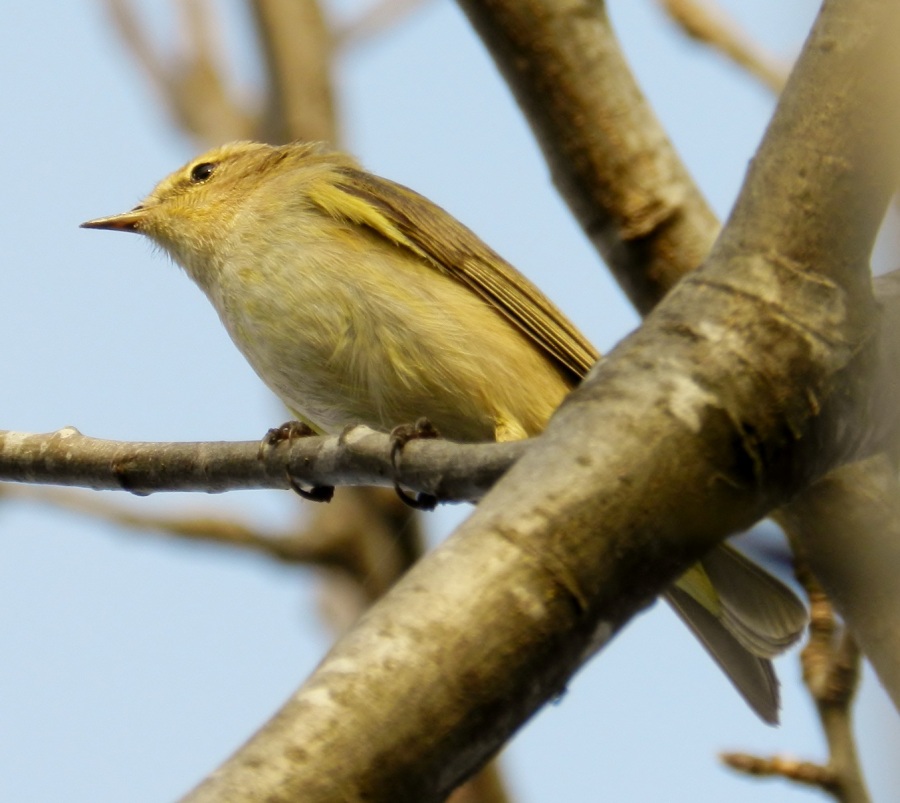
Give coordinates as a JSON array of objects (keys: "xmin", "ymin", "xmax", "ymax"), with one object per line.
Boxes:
[{"xmin": 1, "ymin": 2, "xmax": 898, "ymax": 801}]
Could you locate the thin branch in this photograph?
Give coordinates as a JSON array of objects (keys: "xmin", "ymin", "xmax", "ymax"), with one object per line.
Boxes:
[
  {"xmin": 4, "ymin": 483, "xmax": 424, "ymax": 604},
  {"xmin": 0, "ymin": 425, "xmax": 524, "ymax": 500},
  {"xmin": 183, "ymin": 0, "xmax": 218, "ymax": 77},
  {"xmin": 335, "ymin": 0, "xmax": 433, "ymax": 49},
  {"xmin": 722, "ymin": 570, "xmax": 870, "ymax": 803},
  {"xmin": 805, "ymin": 623, "xmax": 868, "ymax": 802},
  {"xmin": 659, "ymin": 0, "xmax": 789, "ymax": 93},
  {"xmin": 101, "ymin": 0, "xmax": 254, "ymax": 142},
  {"xmin": 8, "ymin": 265, "xmax": 900, "ymax": 499},
  {"xmin": 720, "ymin": 753, "xmax": 840, "ymax": 792},
  {"xmin": 3, "ymin": 484, "xmax": 336, "ymax": 565}
]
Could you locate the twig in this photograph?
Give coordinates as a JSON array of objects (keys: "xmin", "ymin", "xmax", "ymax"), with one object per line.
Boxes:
[
  {"xmin": 3, "ymin": 484, "xmax": 339, "ymax": 565},
  {"xmin": 102, "ymin": 0, "xmax": 253, "ymax": 142},
  {"xmin": 798, "ymin": 567, "xmax": 869, "ymax": 803},
  {"xmin": 659, "ymin": 0, "xmax": 789, "ymax": 93},
  {"xmin": 336, "ymin": 0, "xmax": 433, "ymax": 49},
  {"xmin": 4, "ymin": 483, "xmax": 423, "ymax": 603},
  {"xmin": 722, "ymin": 567, "xmax": 870, "ymax": 802},
  {"xmin": 721, "ymin": 753, "xmax": 839, "ymax": 792}
]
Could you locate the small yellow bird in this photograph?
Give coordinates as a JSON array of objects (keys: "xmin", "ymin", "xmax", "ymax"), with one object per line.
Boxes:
[{"xmin": 83, "ymin": 141, "xmax": 807, "ymax": 723}]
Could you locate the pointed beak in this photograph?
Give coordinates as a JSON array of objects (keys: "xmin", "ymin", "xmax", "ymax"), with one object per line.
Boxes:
[{"xmin": 80, "ymin": 205, "xmax": 147, "ymax": 233}]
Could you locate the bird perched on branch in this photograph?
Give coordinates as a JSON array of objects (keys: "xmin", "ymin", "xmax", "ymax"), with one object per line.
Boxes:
[{"xmin": 83, "ymin": 140, "xmax": 807, "ymax": 723}]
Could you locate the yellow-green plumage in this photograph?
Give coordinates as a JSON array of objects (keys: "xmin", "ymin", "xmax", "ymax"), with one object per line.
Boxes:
[{"xmin": 82, "ymin": 141, "xmax": 807, "ymax": 723}]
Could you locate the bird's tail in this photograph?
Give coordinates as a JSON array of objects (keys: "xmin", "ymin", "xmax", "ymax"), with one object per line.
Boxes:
[{"xmin": 666, "ymin": 543, "xmax": 808, "ymax": 724}]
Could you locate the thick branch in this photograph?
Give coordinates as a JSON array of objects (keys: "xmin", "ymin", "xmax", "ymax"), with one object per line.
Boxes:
[
  {"xmin": 456, "ymin": 0, "xmax": 719, "ymax": 313},
  {"xmin": 458, "ymin": 0, "xmax": 900, "ymax": 714},
  {"xmin": 176, "ymin": 2, "xmax": 900, "ymax": 801}
]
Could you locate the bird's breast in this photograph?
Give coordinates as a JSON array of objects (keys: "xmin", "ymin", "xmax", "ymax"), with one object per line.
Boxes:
[{"xmin": 203, "ymin": 227, "xmax": 571, "ymax": 441}]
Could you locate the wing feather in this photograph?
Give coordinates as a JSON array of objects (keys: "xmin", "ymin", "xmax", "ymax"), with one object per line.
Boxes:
[{"xmin": 314, "ymin": 165, "xmax": 599, "ymax": 383}]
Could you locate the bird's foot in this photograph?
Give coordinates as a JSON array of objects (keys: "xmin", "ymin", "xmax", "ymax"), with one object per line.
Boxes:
[
  {"xmin": 260, "ymin": 420, "xmax": 334, "ymax": 503},
  {"xmin": 389, "ymin": 418, "xmax": 440, "ymax": 510}
]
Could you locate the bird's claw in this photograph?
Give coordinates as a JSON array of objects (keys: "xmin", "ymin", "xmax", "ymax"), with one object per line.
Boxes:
[
  {"xmin": 262, "ymin": 420, "xmax": 316, "ymax": 449},
  {"xmin": 389, "ymin": 418, "xmax": 440, "ymax": 510},
  {"xmin": 287, "ymin": 474, "xmax": 334, "ymax": 503},
  {"xmin": 259, "ymin": 420, "xmax": 334, "ymax": 503}
]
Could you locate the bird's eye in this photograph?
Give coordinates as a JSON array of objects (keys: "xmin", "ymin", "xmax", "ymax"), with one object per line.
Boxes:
[{"xmin": 190, "ymin": 162, "xmax": 216, "ymax": 183}]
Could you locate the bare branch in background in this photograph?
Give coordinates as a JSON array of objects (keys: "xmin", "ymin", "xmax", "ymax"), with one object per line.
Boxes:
[
  {"xmin": 103, "ymin": 0, "xmax": 255, "ymax": 142},
  {"xmin": 722, "ymin": 567, "xmax": 870, "ymax": 803},
  {"xmin": 4, "ymin": 482, "xmax": 423, "ymax": 609},
  {"xmin": 720, "ymin": 753, "xmax": 842, "ymax": 794},
  {"xmin": 799, "ymin": 576, "xmax": 869, "ymax": 802},
  {"xmin": 300, "ymin": 486, "xmax": 426, "ymax": 630},
  {"xmin": 659, "ymin": 0, "xmax": 789, "ymax": 92},
  {"xmin": 335, "ymin": 0, "xmax": 433, "ymax": 49},
  {"xmin": 249, "ymin": 0, "xmax": 339, "ymax": 144}
]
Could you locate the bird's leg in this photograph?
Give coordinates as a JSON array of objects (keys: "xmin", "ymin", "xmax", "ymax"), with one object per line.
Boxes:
[
  {"xmin": 260, "ymin": 420, "xmax": 334, "ymax": 503},
  {"xmin": 390, "ymin": 417, "xmax": 440, "ymax": 510}
]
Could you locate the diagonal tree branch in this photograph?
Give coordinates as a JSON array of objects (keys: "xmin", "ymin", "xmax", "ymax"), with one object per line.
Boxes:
[
  {"xmin": 103, "ymin": 0, "xmax": 256, "ymax": 142},
  {"xmin": 456, "ymin": 0, "xmax": 719, "ymax": 313},
  {"xmin": 457, "ymin": 0, "xmax": 900, "ymax": 723},
  {"xmin": 170, "ymin": 2, "xmax": 900, "ymax": 800}
]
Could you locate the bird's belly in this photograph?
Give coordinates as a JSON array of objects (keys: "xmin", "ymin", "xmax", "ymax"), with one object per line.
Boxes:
[{"xmin": 213, "ymin": 243, "xmax": 570, "ymax": 442}]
